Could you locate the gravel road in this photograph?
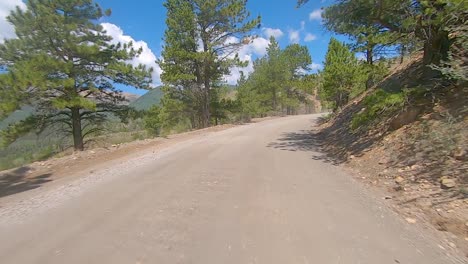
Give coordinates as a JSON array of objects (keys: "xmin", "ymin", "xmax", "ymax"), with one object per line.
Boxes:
[{"xmin": 0, "ymin": 114, "xmax": 463, "ymax": 263}]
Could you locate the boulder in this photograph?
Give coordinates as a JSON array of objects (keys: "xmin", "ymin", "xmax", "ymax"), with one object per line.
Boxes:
[
  {"xmin": 440, "ymin": 177, "xmax": 456, "ymax": 189},
  {"xmin": 395, "ymin": 176, "xmax": 405, "ymax": 184},
  {"xmin": 453, "ymin": 148, "xmax": 467, "ymax": 161}
]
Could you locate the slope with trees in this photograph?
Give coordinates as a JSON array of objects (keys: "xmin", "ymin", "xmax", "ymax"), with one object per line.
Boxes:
[
  {"xmin": 236, "ymin": 37, "xmax": 314, "ymax": 120},
  {"xmin": 298, "ymin": 0, "xmax": 467, "ymax": 248}
]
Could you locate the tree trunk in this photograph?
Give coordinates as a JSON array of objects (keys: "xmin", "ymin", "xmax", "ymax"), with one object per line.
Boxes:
[
  {"xmin": 272, "ymin": 87, "xmax": 277, "ymax": 112},
  {"xmin": 71, "ymin": 107, "xmax": 84, "ymax": 151},
  {"xmin": 366, "ymin": 46, "xmax": 373, "ymax": 65},
  {"xmin": 201, "ymin": 35, "xmax": 211, "ymax": 129},
  {"xmin": 400, "ymin": 44, "xmax": 405, "ymax": 64},
  {"xmin": 365, "ymin": 45, "xmax": 374, "ymax": 90},
  {"xmin": 423, "ymin": 30, "xmax": 450, "ymax": 65},
  {"xmin": 202, "ymin": 86, "xmax": 210, "ymax": 128}
]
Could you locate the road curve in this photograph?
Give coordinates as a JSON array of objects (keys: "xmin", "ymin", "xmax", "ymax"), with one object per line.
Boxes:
[{"xmin": 0, "ymin": 114, "xmax": 461, "ymax": 263}]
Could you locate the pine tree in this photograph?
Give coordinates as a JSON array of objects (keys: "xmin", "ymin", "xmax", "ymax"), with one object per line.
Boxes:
[
  {"xmin": 300, "ymin": 0, "xmax": 467, "ymax": 67},
  {"xmin": 0, "ymin": 0, "xmax": 152, "ymax": 150},
  {"xmin": 322, "ymin": 38, "xmax": 362, "ymax": 111},
  {"xmin": 236, "ymin": 40, "xmax": 312, "ymax": 117},
  {"xmin": 159, "ymin": 0, "xmax": 260, "ymax": 129},
  {"xmin": 281, "ymin": 44, "xmax": 311, "ymax": 114},
  {"xmin": 265, "ymin": 36, "xmax": 284, "ymax": 111}
]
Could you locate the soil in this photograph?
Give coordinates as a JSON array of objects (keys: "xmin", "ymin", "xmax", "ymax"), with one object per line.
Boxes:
[
  {"xmin": 310, "ymin": 56, "xmax": 468, "ymax": 256},
  {"xmin": 0, "ymin": 123, "xmax": 237, "ymax": 203}
]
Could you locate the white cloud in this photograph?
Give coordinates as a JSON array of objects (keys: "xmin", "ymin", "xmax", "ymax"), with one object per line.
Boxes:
[
  {"xmin": 310, "ymin": 62, "xmax": 323, "ymax": 71},
  {"xmin": 300, "ymin": 21, "xmax": 306, "ymax": 31},
  {"xmin": 248, "ymin": 37, "xmax": 270, "ymax": 56},
  {"xmin": 262, "ymin": 27, "xmax": 284, "ymax": 39},
  {"xmin": 288, "ymin": 30, "xmax": 300, "ymax": 44},
  {"xmin": 356, "ymin": 53, "xmax": 367, "ymax": 61},
  {"xmin": 101, "ymin": 23, "xmax": 162, "ymax": 86},
  {"xmin": 0, "ymin": 0, "xmax": 26, "ymax": 42},
  {"xmin": 304, "ymin": 33, "xmax": 317, "ymax": 42},
  {"xmin": 224, "ymin": 36, "xmax": 271, "ymax": 84},
  {"xmin": 309, "ymin": 9, "xmax": 323, "ymax": 21}
]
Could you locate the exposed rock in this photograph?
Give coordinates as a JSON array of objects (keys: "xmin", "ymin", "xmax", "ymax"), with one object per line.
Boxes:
[
  {"xmin": 389, "ymin": 107, "xmax": 422, "ymax": 130},
  {"xmin": 395, "ymin": 176, "xmax": 405, "ymax": 184},
  {"xmin": 440, "ymin": 177, "xmax": 456, "ymax": 189},
  {"xmin": 405, "ymin": 217, "xmax": 417, "ymax": 224},
  {"xmin": 378, "ymin": 156, "xmax": 390, "ymax": 165},
  {"xmin": 453, "ymin": 148, "xmax": 467, "ymax": 161}
]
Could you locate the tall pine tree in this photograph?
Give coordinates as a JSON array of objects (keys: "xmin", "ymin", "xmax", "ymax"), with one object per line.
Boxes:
[
  {"xmin": 159, "ymin": 0, "xmax": 260, "ymax": 129},
  {"xmin": 0, "ymin": 0, "xmax": 153, "ymax": 150},
  {"xmin": 322, "ymin": 38, "xmax": 362, "ymax": 111}
]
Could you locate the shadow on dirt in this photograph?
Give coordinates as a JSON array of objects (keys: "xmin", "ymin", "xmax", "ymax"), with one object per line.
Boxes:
[
  {"xmin": 0, "ymin": 167, "xmax": 52, "ymax": 198},
  {"xmin": 268, "ymin": 110, "xmax": 384, "ymax": 166}
]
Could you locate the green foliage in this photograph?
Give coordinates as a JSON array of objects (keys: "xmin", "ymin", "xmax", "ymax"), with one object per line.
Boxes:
[
  {"xmin": 317, "ymin": 0, "xmax": 468, "ymax": 67},
  {"xmin": 361, "ymin": 60, "xmax": 390, "ymax": 91},
  {"xmin": 0, "ymin": 0, "xmax": 152, "ymax": 151},
  {"xmin": 144, "ymin": 106, "xmax": 162, "ymax": 136},
  {"xmin": 159, "ymin": 0, "xmax": 260, "ymax": 129},
  {"xmin": 210, "ymin": 86, "xmax": 239, "ymax": 124},
  {"xmin": 129, "ymin": 87, "xmax": 164, "ymax": 111},
  {"xmin": 322, "ymin": 38, "xmax": 364, "ymax": 111},
  {"xmin": 158, "ymin": 88, "xmax": 193, "ymax": 133},
  {"xmin": 235, "ymin": 38, "xmax": 313, "ymax": 118},
  {"xmin": 351, "ymin": 90, "xmax": 406, "ymax": 130},
  {"xmin": 0, "ymin": 106, "xmax": 34, "ymax": 130},
  {"xmin": 0, "ymin": 115, "xmax": 42, "ymax": 147},
  {"xmin": 322, "ymin": 0, "xmax": 402, "ymax": 65},
  {"xmin": 0, "ymin": 129, "xmax": 70, "ymax": 171},
  {"xmin": 432, "ymin": 15, "xmax": 468, "ymax": 81}
]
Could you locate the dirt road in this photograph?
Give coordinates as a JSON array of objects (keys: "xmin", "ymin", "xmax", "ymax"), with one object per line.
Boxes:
[{"xmin": 0, "ymin": 114, "xmax": 463, "ymax": 263}]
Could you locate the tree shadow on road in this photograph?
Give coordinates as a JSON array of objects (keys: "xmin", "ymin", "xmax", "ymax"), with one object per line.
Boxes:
[
  {"xmin": 267, "ymin": 111, "xmax": 385, "ymax": 166},
  {"xmin": 0, "ymin": 167, "xmax": 52, "ymax": 198}
]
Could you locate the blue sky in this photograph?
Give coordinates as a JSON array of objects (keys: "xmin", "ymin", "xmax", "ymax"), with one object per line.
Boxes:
[{"xmin": 0, "ymin": 0, "xmax": 342, "ymax": 95}]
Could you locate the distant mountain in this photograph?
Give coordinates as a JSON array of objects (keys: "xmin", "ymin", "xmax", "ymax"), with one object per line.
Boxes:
[
  {"xmin": 0, "ymin": 92, "xmax": 142, "ymax": 130},
  {"xmin": 0, "ymin": 106, "xmax": 35, "ymax": 130},
  {"xmin": 129, "ymin": 86, "xmax": 164, "ymax": 111},
  {"xmin": 122, "ymin": 92, "xmax": 141, "ymax": 104}
]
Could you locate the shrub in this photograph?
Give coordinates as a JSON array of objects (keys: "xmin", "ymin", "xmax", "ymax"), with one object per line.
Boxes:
[
  {"xmin": 351, "ymin": 89, "xmax": 406, "ymax": 130},
  {"xmin": 144, "ymin": 106, "xmax": 162, "ymax": 136}
]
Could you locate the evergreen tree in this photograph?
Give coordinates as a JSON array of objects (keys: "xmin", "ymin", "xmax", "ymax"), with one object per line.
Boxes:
[
  {"xmin": 299, "ymin": 0, "xmax": 467, "ymax": 67},
  {"xmin": 236, "ymin": 40, "xmax": 312, "ymax": 117},
  {"xmin": 0, "ymin": 0, "xmax": 152, "ymax": 150},
  {"xmin": 322, "ymin": 38, "xmax": 362, "ymax": 111},
  {"xmin": 159, "ymin": 0, "xmax": 260, "ymax": 129},
  {"xmin": 281, "ymin": 44, "xmax": 311, "ymax": 114}
]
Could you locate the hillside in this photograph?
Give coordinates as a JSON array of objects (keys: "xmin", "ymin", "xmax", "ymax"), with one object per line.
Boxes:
[
  {"xmin": 121, "ymin": 92, "xmax": 140, "ymax": 103},
  {"xmin": 0, "ymin": 106, "xmax": 35, "ymax": 130},
  {"xmin": 313, "ymin": 56, "xmax": 468, "ymax": 253},
  {"xmin": 129, "ymin": 86, "xmax": 164, "ymax": 111},
  {"xmin": 0, "ymin": 92, "xmax": 141, "ymax": 130}
]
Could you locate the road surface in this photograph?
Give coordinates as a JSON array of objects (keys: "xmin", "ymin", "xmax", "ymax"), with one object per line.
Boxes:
[{"xmin": 0, "ymin": 114, "xmax": 461, "ymax": 263}]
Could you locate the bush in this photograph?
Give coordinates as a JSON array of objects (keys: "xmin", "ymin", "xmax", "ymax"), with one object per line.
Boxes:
[
  {"xmin": 351, "ymin": 89, "xmax": 406, "ymax": 130},
  {"xmin": 144, "ymin": 106, "xmax": 162, "ymax": 136}
]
